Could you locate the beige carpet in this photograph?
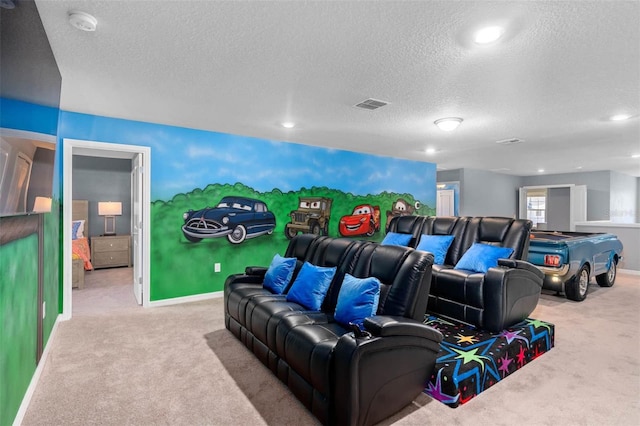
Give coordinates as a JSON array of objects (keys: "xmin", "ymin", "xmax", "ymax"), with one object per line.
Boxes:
[{"xmin": 21, "ymin": 270, "xmax": 640, "ymax": 425}]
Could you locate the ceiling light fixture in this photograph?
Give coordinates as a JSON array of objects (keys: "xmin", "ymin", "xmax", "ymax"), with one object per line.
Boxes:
[
  {"xmin": 68, "ymin": 10, "xmax": 98, "ymax": 32},
  {"xmin": 425, "ymin": 147, "xmax": 437, "ymax": 155},
  {"xmin": 281, "ymin": 122, "xmax": 295, "ymax": 129},
  {"xmin": 434, "ymin": 117, "xmax": 463, "ymax": 131},
  {"xmin": 537, "ymin": 169, "xmax": 545, "ymax": 173},
  {"xmin": 632, "ymin": 154, "xmax": 640, "ymax": 158},
  {"xmin": 474, "ymin": 26, "xmax": 504, "ymax": 44},
  {"xmin": 610, "ymin": 114, "xmax": 631, "ymax": 121}
]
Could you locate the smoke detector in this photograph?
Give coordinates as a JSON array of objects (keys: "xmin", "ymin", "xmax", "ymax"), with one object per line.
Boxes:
[
  {"xmin": 354, "ymin": 98, "xmax": 388, "ymax": 110},
  {"xmin": 495, "ymin": 138, "xmax": 524, "ymax": 145},
  {"xmin": 68, "ymin": 11, "xmax": 97, "ymax": 32}
]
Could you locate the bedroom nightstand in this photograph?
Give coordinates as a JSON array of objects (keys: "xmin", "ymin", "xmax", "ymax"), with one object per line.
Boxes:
[{"xmin": 91, "ymin": 235, "xmax": 131, "ymax": 269}]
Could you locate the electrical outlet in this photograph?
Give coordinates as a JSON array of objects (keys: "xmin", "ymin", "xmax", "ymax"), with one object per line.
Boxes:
[
  {"xmin": 42, "ymin": 301, "xmax": 46, "ymax": 319},
  {"xmin": 214, "ymin": 263, "xmax": 221, "ymax": 273}
]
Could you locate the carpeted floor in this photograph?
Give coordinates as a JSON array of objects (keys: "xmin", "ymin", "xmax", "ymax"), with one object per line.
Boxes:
[{"xmin": 20, "ymin": 269, "xmax": 640, "ymax": 425}]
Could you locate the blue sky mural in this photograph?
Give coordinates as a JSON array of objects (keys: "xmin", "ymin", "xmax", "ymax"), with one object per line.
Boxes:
[{"xmin": 59, "ymin": 111, "xmax": 436, "ymax": 204}]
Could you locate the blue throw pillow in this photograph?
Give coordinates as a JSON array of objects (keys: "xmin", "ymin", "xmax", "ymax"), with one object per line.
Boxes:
[
  {"xmin": 334, "ymin": 274, "xmax": 380, "ymax": 328},
  {"xmin": 381, "ymin": 232, "xmax": 412, "ymax": 246},
  {"xmin": 263, "ymin": 254, "xmax": 296, "ymax": 294},
  {"xmin": 416, "ymin": 235, "xmax": 455, "ymax": 265},
  {"xmin": 71, "ymin": 221, "xmax": 82, "ymax": 241},
  {"xmin": 454, "ymin": 243, "xmax": 514, "ymax": 273},
  {"xmin": 286, "ymin": 262, "xmax": 336, "ymax": 310}
]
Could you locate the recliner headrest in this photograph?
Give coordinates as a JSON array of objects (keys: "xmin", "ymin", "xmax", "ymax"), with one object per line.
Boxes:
[{"xmin": 478, "ymin": 217, "xmax": 514, "ymax": 242}]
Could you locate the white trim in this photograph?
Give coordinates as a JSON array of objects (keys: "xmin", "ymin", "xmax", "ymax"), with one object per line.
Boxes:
[
  {"xmin": 147, "ymin": 291, "xmax": 223, "ymax": 308},
  {"xmin": 0, "ymin": 127, "xmax": 57, "ymax": 145},
  {"xmin": 62, "ymin": 138, "xmax": 152, "ymax": 320},
  {"xmin": 12, "ymin": 315, "xmax": 61, "ymax": 426},
  {"xmin": 520, "ymin": 184, "xmax": 576, "ymax": 189},
  {"xmin": 575, "ymin": 221, "xmax": 640, "ymax": 229}
]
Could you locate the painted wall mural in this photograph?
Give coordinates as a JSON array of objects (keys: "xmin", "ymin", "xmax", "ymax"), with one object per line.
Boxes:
[{"xmin": 59, "ymin": 111, "xmax": 437, "ymax": 301}]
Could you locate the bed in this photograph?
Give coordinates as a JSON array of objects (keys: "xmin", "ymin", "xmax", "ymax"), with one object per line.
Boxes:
[{"xmin": 72, "ymin": 200, "xmax": 93, "ymax": 289}]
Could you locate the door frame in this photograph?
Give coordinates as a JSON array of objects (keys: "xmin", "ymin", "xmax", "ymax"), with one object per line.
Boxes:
[
  {"xmin": 62, "ymin": 138, "xmax": 151, "ymax": 320},
  {"xmin": 518, "ymin": 184, "xmax": 587, "ymax": 231}
]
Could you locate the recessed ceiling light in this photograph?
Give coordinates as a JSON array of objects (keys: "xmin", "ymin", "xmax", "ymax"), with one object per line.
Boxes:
[
  {"xmin": 632, "ymin": 154, "xmax": 640, "ymax": 158},
  {"xmin": 434, "ymin": 117, "xmax": 463, "ymax": 131},
  {"xmin": 575, "ymin": 166, "xmax": 583, "ymax": 169},
  {"xmin": 537, "ymin": 169, "xmax": 545, "ymax": 173},
  {"xmin": 281, "ymin": 122, "xmax": 295, "ymax": 128},
  {"xmin": 474, "ymin": 26, "xmax": 504, "ymax": 44},
  {"xmin": 425, "ymin": 147, "xmax": 437, "ymax": 155},
  {"xmin": 610, "ymin": 114, "xmax": 631, "ymax": 121},
  {"xmin": 68, "ymin": 10, "xmax": 97, "ymax": 32}
]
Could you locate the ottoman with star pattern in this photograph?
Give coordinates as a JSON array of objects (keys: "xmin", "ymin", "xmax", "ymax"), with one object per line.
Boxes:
[{"xmin": 423, "ymin": 315, "xmax": 555, "ymax": 407}]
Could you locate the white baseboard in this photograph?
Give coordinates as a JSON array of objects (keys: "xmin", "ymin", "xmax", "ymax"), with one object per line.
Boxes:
[
  {"xmin": 13, "ymin": 314, "xmax": 61, "ymax": 426},
  {"xmin": 620, "ymin": 268, "xmax": 640, "ymax": 276},
  {"xmin": 147, "ymin": 291, "xmax": 223, "ymax": 308}
]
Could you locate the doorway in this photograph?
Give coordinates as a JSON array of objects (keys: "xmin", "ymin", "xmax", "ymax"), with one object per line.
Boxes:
[
  {"xmin": 62, "ymin": 139, "xmax": 151, "ymax": 320},
  {"xmin": 437, "ymin": 189, "xmax": 455, "ymax": 216}
]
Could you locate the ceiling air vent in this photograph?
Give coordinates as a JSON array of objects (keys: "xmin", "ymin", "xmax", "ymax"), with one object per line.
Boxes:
[
  {"xmin": 354, "ymin": 98, "xmax": 388, "ymax": 110},
  {"xmin": 496, "ymin": 138, "xmax": 524, "ymax": 145}
]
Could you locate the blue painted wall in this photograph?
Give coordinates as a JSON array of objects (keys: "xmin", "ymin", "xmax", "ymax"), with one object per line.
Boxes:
[{"xmin": 58, "ymin": 111, "xmax": 437, "ymax": 298}]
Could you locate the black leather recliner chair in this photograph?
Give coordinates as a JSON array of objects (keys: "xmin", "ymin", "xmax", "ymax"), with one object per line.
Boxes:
[
  {"xmin": 224, "ymin": 235, "xmax": 443, "ymax": 426},
  {"xmin": 389, "ymin": 215, "xmax": 544, "ymax": 332}
]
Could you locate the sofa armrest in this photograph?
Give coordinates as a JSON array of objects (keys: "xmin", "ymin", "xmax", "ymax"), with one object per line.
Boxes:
[
  {"xmin": 245, "ymin": 266, "xmax": 268, "ymax": 277},
  {"xmin": 482, "ymin": 261, "xmax": 544, "ymax": 332},
  {"xmin": 333, "ymin": 316, "xmax": 442, "ymax": 426},
  {"xmin": 364, "ymin": 316, "xmax": 443, "ymax": 342},
  {"xmin": 498, "ymin": 258, "xmax": 544, "ymax": 280}
]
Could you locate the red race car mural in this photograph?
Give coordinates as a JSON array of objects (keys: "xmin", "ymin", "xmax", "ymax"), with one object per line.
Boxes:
[{"xmin": 339, "ymin": 204, "xmax": 381, "ymax": 237}]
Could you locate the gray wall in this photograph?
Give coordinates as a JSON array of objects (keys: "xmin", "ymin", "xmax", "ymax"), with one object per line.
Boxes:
[
  {"xmin": 575, "ymin": 223, "xmax": 639, "ymax": 271},
  {"xmin": 436, "ymin": 169, "xmax": 462, "ymax": 183},
  {"xmin": 72, "ymin": 156, "xmax": 132, "ymax": 237},
  {"xmin": 546, "ymin": 187, "xmax": 571, "ymax": 230},
  {"xmin": 521, "ymin": 171, "xmax": 611, "ymax": 221},
  {"xmin": 458, "ymin": 169, "xmax": 521, "ymax": 217},
  {"xmin": 637, "ymin": 177, "xmax": 640, "ymax": 222},
  {"xmin": 609, "ymin": 171, "xmax": 637, "ymax": 223}
]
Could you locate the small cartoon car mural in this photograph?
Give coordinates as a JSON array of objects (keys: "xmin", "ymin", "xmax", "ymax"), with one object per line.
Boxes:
[
  {"xmin": 182, "ymin": 196, "xmax": 276, "ymax": 244},
  {"xmin": 385, "ymin": 198, "xmax": 420, "ymax": 231},
  {"xmin": 285, "ymin": 196, "xmax": 332, "ymax": 239},
  {"xmin": 339, "ymin": 204, "xmax": 381, "ymax": 237}
]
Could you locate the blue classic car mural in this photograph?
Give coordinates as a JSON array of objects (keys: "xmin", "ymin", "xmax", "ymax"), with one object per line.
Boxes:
[{"xmin": 182, "ymin": 196, "xmax": 276, "ymax": 244}]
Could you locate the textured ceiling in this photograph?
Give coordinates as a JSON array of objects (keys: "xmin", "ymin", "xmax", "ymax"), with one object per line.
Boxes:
[{"xmin": 34, "ymin": 0, "xmax": 640, "ymax": 177}]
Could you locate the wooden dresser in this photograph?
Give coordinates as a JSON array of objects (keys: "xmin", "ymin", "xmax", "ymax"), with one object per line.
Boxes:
[{"xmin": 91, "ymin": 235, "xmax": 131, "ymax": 269}]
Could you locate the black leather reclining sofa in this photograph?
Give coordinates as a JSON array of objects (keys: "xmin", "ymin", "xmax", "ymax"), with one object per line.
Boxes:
[
  {"xmin": 224, "ymin": 235, "xmax": 443, "ymax": 426},
  {"xmin": 388, "ymin": 215, "xmax": 544, "ymax": 332}
]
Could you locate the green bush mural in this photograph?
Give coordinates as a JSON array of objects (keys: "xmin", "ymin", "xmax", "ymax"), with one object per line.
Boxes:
[{"xmin": 150, "ymin": 182, "xmax": 434, "ymax": 300}]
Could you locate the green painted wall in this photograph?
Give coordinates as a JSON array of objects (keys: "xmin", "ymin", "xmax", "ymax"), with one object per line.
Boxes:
[{"xmin": 0, "ymin": 234, "xmax": 38, "ymax": 426}]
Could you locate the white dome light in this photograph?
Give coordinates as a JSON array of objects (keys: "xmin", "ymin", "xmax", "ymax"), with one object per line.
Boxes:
[
  {"xmin": 68, "ymin": 11, "xmax": 97, "ymax": 32},
  {"xmin": 474, "ymin": 26, "xmax": 504, "ymax": 44},
  {"xmin": 434, "ymin": 117, "xmax": 463, "ymax": 131},
  {"xmin": 281, "ymin": 122, "xmax": 295, "ymax": 128},
  {"xmin": 610, "ymin": 114, "xmax": 631, "ymax": 121},
  {"xmin": 425, "ymin": 147, "xmax": 437, "ymax": 155}
]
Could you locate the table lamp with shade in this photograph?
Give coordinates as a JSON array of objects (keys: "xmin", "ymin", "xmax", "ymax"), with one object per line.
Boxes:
[
  {"xmin": 98, "ymin": 201, "xmax": 122, "ymax": 235},
  {"xmin": 32, "ymin": 196, "xmax": 52, "ymax": 213}
]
